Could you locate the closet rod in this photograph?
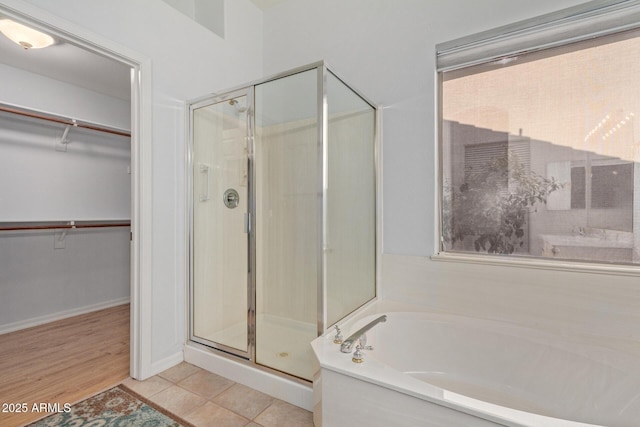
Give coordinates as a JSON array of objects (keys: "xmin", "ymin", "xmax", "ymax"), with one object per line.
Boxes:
[
  {"xmin": 0, "ymin": 221, "xmax": 131, "ymax": 232},
  {"xmin": 0, "ymin": 105, "xmax": 131, "ymax": 138}
]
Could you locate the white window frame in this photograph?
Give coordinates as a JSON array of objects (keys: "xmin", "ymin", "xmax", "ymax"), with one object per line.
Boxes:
[{"xmin": 433, "ymin": 0, "xmax": 640, "ymax": 276}]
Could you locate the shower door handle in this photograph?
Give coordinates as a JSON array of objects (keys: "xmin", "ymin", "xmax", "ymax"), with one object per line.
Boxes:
[
  {"xmin": 199, "ymin": 164, "xmax": 210, "ymax": 202},
  {"xmin": 245, "ymin": 212, "xmax": 251, "ymax": 274},
  {"xmin": 244, "ymin": 212, "xmax": 251, "ymax": 234}
]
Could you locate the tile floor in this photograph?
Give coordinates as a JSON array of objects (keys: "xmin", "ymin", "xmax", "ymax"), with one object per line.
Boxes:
[{"xmin": 122, "ymin": 362, "xmax": 314, "ymax": 427}]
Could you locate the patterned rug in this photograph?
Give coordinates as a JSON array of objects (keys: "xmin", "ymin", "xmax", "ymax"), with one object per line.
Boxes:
[{"xmin": 28, "ymin": 385, "xmax": 195, "ymax": 427}]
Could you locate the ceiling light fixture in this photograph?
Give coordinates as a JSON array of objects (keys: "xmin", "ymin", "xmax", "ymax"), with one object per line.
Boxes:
[{"xmin": 0, "ymin": 19, "xmax": 54, "ymax": 49}]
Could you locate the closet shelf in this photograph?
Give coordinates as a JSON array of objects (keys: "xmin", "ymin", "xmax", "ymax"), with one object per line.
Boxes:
[
  {"xmin": 0, "ymin": 220, "xmax": 131, "ymax": 232},
  {"xmin": 0, "ymin": 104, "xmax": 131, "ymax": 138}
]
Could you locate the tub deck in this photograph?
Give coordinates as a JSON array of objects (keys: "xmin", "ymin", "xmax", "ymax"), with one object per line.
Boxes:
[{"xmin": 312, "ymin": 309, "xmax": 640, "ymax": 427}]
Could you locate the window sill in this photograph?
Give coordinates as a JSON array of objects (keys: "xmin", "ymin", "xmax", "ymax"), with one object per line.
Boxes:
[{"xmin": 430, "ymin": 252, "xmax": 640, "ymax": 277}]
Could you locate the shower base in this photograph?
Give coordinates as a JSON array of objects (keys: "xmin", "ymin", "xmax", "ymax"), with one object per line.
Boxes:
[{"xmin": 202, "ymin": 314, "xmax": 316, "ymax": 381}]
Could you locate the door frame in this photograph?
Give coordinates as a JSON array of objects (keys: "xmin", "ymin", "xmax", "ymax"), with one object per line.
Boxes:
[{"xmin": 0, "ymin": 0, "xmax": 152, "ymax": 379}]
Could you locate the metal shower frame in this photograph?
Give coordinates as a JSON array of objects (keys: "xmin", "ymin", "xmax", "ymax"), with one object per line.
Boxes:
[{"xmin": 186, "ymin": 60, "xmax": 379, "ymax": 380}]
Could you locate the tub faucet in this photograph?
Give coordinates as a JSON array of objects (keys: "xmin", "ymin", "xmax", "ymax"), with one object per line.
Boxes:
[{"xmin": 340, "ymin": 314, "xmax": 387, "ymax": 353}]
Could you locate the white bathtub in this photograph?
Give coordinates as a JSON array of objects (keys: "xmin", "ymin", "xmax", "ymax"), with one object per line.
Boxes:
[{"xmin": 311, "ymin": 311, "xmax": 640, "ymax": 427}]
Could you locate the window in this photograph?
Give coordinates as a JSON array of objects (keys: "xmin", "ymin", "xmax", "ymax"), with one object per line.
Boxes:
[
  {"xmin": 438, "ymin": 2, "xmax": 640, "ymax": 266},
  {"xmin": 570, "ymin": 166, "xmax": 586, "ymax": 209}
]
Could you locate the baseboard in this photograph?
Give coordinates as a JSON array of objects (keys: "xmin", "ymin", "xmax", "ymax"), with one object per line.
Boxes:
[
  {"xmin": 148, "ymin": 351, "xmax": 184, "ymax": 378},
  {"xmin": 0, "ymin": 297, "xmax": 130, "ymax": 335},
  {"xmin": 184, "ymin": 343, "xmax": 313, "ymax": 411}
]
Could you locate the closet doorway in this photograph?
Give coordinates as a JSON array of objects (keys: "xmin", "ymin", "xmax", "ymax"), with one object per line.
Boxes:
[{"xmin": 0, "ymin": 9, "xmax": 143, "ymax": 426}]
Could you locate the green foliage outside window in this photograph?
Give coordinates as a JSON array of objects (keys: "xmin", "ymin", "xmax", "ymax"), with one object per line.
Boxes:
[{"xmin": 443, "ymin": 151, "xmax": 562, "ymax": 254}]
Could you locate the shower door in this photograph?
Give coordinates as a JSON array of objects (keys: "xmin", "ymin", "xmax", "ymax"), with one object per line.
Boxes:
[{"xmin": 190, "ymin": 89, "xmax": 253, "ymax": 358}]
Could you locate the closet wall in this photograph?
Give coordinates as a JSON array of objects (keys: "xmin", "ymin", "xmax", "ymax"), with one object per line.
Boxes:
[{"xmin": 0, "ymin": 63, "xmax": 131, "ymax": 334}]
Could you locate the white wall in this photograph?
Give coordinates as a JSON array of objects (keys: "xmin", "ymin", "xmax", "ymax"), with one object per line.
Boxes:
[
  {"xmin": 161, "ymin": 0, "xmax": 225, "ymax": 38},
  {"xmin": 261, "ymin": 1, "xmax": 640, "ymax": 352},
  {"xmin": 0, "ymin": 63, "xmax": 130, "ymax": 131},
  {"xmin": 0, "ymin": 65, "xmax": 131, "ymax": 222},
  {"xmin": 0, "ymin": 228, "xmax": 130, "ymax": 333},
  {"xmin": 4, "ymin": 0, "xmax": 264, "ymax": 373}
]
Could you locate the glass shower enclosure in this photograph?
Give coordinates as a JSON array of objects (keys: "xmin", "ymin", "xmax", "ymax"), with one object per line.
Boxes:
[{"xmin": 188, "ymin": 62, "xmax": 376, "ymax": 381}]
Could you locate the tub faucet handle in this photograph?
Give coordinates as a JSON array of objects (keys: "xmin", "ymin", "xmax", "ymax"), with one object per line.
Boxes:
[
  {"xmin": 333, "ymin": 325, "xmax": 344, "ymax": 345},
  {"xmin": 352, "ymin": 343, "xmax": 373, "ymax": 363}
]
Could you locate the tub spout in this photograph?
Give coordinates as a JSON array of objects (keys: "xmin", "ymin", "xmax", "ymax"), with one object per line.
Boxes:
[{"xmin": 340, "ymin": 314, "xmax": 387, "ymax": 353}]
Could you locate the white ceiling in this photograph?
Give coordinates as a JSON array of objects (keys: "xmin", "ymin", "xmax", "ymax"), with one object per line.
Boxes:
[{"xmin": 0, "ymin": 23, "xmax": 131, "ymax": 101}]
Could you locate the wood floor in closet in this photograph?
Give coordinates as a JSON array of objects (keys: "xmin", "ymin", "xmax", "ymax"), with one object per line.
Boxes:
[{"xmin": 0, "ymin": 304, "xmax": 130, "ymax": 427}]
